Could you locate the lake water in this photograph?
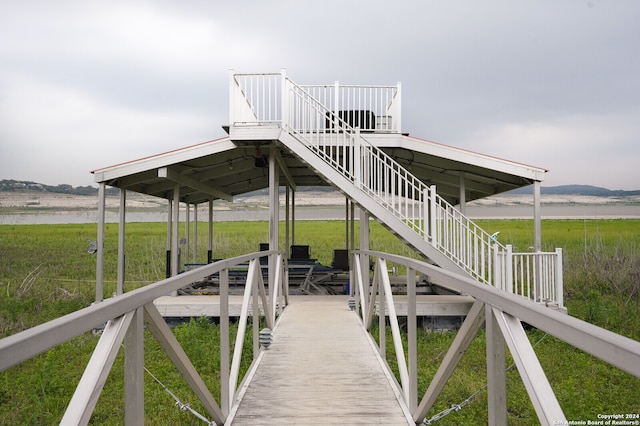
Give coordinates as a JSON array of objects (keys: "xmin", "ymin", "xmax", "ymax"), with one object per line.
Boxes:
[{"xmin": 2, "ymin": 203, "xmax": 640, "ymax": 225}]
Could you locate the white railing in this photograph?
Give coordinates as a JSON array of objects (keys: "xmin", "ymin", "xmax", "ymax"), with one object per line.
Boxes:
[
  {"xmin": 0, "ymin": 251, "xmax": 287, "ymax": 425},
  {"xmin": 229, "ymin": 70, "xmax": 401, "ymax": 132},
  {"xmin": 495, "ymin": 246, "xmax": 564, "ymax": 307},
  {"xmin": 229, "ymin": 71, "xmax": 563, "ymax": 308},
  {"xmin": 351, "ymin": 251, "xmax": 640, "ymax": 425},
  {"xmin": 300, "ymin": 82, "xmax": 401, "ymax": 132}
]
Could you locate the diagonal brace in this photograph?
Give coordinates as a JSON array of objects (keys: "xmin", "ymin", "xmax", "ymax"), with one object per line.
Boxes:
[
  {"xmin": 492, "ymin": 307, "xmax": 566, "ymax": 426},
  {"xmin": 414, "ymin": 300, "xmax": 485, "ymax": 423},
  {"xmin": 143, "ymin": 303, "xmax": 225, "ymax": 425},
  {"xmin": 61, "ymin": 311, "xmax": 134, "ymax": 426}
]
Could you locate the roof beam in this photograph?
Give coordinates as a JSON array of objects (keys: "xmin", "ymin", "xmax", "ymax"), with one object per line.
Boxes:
[{"xmin": 158, "ymin": 167, "xmax": 233, "ymax": 202}]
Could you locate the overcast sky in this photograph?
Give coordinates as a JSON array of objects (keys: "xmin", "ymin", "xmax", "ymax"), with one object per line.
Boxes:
[{"xmin": 1, "ymin": 1, "xmax": 639, "ymax": 190}]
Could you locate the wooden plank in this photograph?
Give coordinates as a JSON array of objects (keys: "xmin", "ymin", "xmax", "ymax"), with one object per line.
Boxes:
[
  {"xmin": 153, "ymin": 294, "xmax": 473, "ymax": 318},
  {"xmin": 227, "ymin": 297, "xmax": 413, "ymax": 425}
]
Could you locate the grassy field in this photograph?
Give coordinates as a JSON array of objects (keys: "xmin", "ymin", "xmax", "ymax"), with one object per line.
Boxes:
[{"xmin": 1, "ymin": 219, "xmax": 639, "ymax": 424}]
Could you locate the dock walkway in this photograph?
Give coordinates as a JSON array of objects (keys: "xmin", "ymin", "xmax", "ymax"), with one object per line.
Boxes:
[{"xmin": 227, "ymin": 297, "xmax": 414, "ymax": 425}]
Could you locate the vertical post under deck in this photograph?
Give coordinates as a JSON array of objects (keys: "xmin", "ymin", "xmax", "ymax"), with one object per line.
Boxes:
[
  {"xmin": 193, "ymin": 203, "xmax": 198, "ymax": 264},
  {"xmin": 486, "ymin": 305, "xmax": 507, "ymax": 424},
  {"xmin": 208, "ymin": 200, "xmax": 213, "ymax": 263},
  {"xmin": 117, "ymin": 188, "xmax": 126, "ymax": 295},
  {"xmin": 124, "ymin": 307, "xmax": 144, "ymax": 425},
  {"xmin": 533, "ymin": 181, "xmax": 542, "ymax": 252},
  {"xmin": 220, "ymin": 269, "xmax": 230, "ymax": 415},
  {"xmin": 359, "ymin": 209, "xmax": 370, "ymax": 299},
  {"xmin": 407, "ymin": 268, "xmax": 417, "ymax": 412},
  {"xmin": 269, "ymin": 146, "xmax": 279, "ymax": 299},
  {"xmin": 96, "ymin": 182, "xmax": 106, "ymax": 303},
  {"xmin": 533, "ymin": 181, "xmax": 542, "ymax": 302},
  {"xmin": 171, "ymin": 185, "xmax": 180, "ymax": 296}
]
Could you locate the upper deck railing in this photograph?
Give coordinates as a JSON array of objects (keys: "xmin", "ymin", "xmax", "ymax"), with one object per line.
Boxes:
[
  {"xmin": 229, "ymin": 70, "xmax": 563, "ymax": 308},
  {"xmin": 229, "ymin": 70, "xmax": 401, "ymax": 132}
]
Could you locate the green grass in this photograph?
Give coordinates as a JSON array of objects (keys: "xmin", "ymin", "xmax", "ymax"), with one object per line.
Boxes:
[{"xmin": 1, "ymin": 219, "xmax": 639, "ymax": 424}]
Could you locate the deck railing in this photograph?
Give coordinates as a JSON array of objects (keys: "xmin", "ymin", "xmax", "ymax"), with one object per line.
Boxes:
[
  {"xmin": 352, "ymin": 250, "xmax": 640, "ymax": 424},
  {"xmin": 0, "ymin": 252, "xmax": 286, "ymax": 425},
  {"xmin": 229, "ymin": 70, "xmax": 563, "ymax": 308}
]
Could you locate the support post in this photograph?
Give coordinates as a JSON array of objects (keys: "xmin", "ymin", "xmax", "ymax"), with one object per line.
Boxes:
[
  {"xmin": 171, "ymin": 185, "xmax": 180, "ymax": 296},
  {"xmin": 96, "ymin": 182, "xmax": 106, "ymax": 303},
  {"xmin": 220, "ymin": 268, "xmax": 230, "ymax": 415},
  {"xmin": 185, "ymin": 203, "xmax": 190, "ymax": 267},
  {"xmin": 193, "ymin": 203, "xmax": 198, "ymax": 264},
  {"xmin": 269, "ymin": 146, "xmax": 279, "ymax": 300},
  {"xmin": 486, "ymin": 305, "xmax": 508, "ymax": 425},
  {"xmin": 124, "ymin": 307, "xmax": 144, "ymax": 425},
  {"xmin": 429, "ymin": 185, "xmax": 437, "ymax": 246},
  {"xmin": 359, "ymin": 209, "xmax": 370, "ymax": 299},
  {"xmin": 117, "ymin": 188, "xmax": 126, "ymax": 295},
  {"xmin": 555, "ymin": 248, "xmax": 563, "ymax": 308},
  {"xmin": 407, "ymin": 267, "xmax": 417, "ymax": 412},
  {"xmin": 166, "ymin": 199, "xmax": 172, "ymax": 278},
  {"xmin": 354, "ymin": 128, "xmax": 361, "ymax": 187},
  {"xmin": 533, "ymin": 181, "xmax": 542, "ymax": 252},
  {"xmin": 208, "ymin": 200, "xmax": 213, "ymax": 263}
]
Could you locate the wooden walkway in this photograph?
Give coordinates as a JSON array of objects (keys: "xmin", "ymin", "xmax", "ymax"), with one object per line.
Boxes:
[{"xmin": 227, "ymin": 297, "xmax": 414, "ymax": 425}]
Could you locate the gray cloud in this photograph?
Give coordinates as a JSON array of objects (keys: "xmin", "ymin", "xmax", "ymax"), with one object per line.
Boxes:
[{"xmin": 1, "ymin": 0, "xmax": 638, "ymax": 189}]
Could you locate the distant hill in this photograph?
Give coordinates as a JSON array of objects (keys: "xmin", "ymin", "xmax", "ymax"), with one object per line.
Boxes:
[
  {"xmin": 508, "ymin": 184, "xmax": 640, "ymax": 197},
  {"xmin": 0, "ymin": 179, "xmax": 119, "ymax": 196}
]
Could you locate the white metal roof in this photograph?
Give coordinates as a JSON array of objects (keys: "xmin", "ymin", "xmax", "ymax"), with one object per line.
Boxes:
[{"xmin": 91, "ymin": 133, "xmax": 546, "ymax": 206}]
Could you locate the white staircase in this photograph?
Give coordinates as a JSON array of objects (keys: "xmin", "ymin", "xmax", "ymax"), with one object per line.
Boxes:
[{"xmin": 229, "ymin": 70, "xmax": 563, "ymax": 308}]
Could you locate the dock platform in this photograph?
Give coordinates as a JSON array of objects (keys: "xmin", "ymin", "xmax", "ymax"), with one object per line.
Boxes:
[{"xmin": 226, "ymin": 297, "xmax": 414, "ymax": 425}]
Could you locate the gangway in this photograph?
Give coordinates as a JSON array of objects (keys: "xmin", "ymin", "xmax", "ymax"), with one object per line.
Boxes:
[{"xmin": 227, "ymin": 297, "xmax": 413, "ymax": 425}]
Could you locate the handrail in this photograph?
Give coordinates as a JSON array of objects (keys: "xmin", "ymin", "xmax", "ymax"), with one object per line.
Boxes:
[
  {"xmin": 352, "ymin": 250, "xmax": 640, "ymax": 424},
  {"xmin": 0, "ymin": 251, "xmax": 287, "ymax": 424}
]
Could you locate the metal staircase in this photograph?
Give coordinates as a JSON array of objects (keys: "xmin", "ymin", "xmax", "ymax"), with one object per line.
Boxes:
[{"xmin": 229, "ymin": 70, "xmax": 563, "ymax": 308}]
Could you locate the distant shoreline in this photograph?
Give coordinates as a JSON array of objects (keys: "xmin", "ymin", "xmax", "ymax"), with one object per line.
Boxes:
[{"xmin": 1, "ymin": 192, "xmax": 640, "ymax": 224}]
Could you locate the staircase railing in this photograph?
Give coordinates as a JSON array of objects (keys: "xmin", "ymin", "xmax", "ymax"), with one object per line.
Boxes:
[{"xmin": 229, "ymin": 70, "xmax": 563, "ymax": 308}]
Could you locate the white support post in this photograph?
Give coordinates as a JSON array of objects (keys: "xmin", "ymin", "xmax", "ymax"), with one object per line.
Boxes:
[
  {"xmin": 219, "ymin": 268, "xmax": 230, "ymax": 416},
  {"xmin": 171, "ymin": 185, "xmax": 180, "ymax": 296},
  {"xmin": 117, "ymin": 188, "xmax": 126, "ymax": 295},
  {"xmin": 193, "ymin": 203, "xmax": 198, "ymax": 264},
  {"xmin": 354, "ymin": 128, "xmax": 361, "ymax": 188},
  {"xmin": 429, "ymin": 185, "xmax": 437, "ymax": 246},
  {"xmin": 208, "ymin": 200, "xmax": 213, "ymax": 263},
  {"xmin": 96, "ymin": 182, "xmax": 106, "ymax": 303},
  {"xmin": 166, "ymin": 199, "xmax": 172, "ymax": 278},
  {"xmin": 486, "ymin": 305, "xmax": 507, "ymax": 425},
  {"xmin": 407, "ymin": 267, "xmax": 417, "ymax": 412},
  {"xmin": 124, "ymin": 307, "xmax": 144, "ymax": 425},
  {"xmin": 533, "ymin": 181, "xmax": 542, "ymax": 252},
  {"xmin": 378, "ymin": 258, "xmax": 410, "ymax": 402},
  {"xmin": 506, "ymin": 244, "xmax": 513, "ymax": 294},
  {"xmin": 269, "ymin": 146, "xmax": 279, "ymax": 301},
  {"xmin": 555, "ymin": 248, "xmax": 563, "ymax": 308},
  {"xmin": 185, "ymin": 203, "xmax": 190, "ymax": 267},
  {"xmin": 359, "ymin": 209, "xmax": 370, "ymax": 302}
]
